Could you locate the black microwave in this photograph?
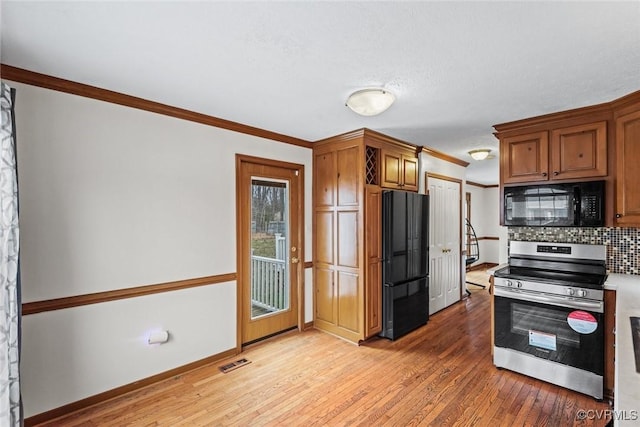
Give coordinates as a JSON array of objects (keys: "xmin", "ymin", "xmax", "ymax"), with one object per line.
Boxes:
[{"xmin": 504, "ymin": 181, "xmax": 604, "ymax": 227}]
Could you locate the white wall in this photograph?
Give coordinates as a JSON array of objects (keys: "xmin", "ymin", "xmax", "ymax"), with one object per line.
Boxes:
[
  {"xmin": 420, "ymin": 152, "xmax": 466, "ymax": 255},
  {"xmin": 10, "ymin": 81, "xmax": 313, "ymax": 417},
  {"xmin": 464, "ymin": 185, "xmax": 501, "ymax": 265},
  {"xmin": 419, "ymin": 153, "xmax": 467, "ymax": 193}
]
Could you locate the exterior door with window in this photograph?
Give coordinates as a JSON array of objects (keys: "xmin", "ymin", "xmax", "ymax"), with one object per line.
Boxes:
[{"xmin": 237, "ymin": 156, "xmax": 303, "ymax": 345}]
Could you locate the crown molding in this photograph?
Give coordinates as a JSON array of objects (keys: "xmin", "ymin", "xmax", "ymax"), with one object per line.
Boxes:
[{"xmin": 1, "ymin": 64, "xmax": 312, "ymax": 149}]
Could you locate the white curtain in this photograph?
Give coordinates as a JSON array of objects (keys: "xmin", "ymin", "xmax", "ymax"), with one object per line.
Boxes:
[{"xmin": 0, "ymin": 82, "xmax": 21, "ymax": 426}]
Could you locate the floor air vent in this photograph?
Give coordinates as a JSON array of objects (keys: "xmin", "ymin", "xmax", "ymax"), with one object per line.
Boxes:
[{"xmin": 219, "ymin": 358, "xmax": 251, "ymax": 373}]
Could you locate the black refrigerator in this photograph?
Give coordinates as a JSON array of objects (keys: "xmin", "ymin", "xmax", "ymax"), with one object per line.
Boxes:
[{"xmin": 379, "ymin": 190, "xmax": 429, "ymax": 340}]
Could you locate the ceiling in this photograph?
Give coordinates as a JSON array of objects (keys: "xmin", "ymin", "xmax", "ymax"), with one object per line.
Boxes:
[{"xmin": 2, "ymin": 1, "xmax": 639, "ymax": 184}]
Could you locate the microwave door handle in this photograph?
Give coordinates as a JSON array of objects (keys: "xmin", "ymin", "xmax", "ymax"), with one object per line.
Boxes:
[{"xmin": 574, "ymin": 187, "xmax": 580, "ymax": 226}]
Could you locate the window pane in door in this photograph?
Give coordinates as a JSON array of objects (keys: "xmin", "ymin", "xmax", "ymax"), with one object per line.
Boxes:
[{"xmin": 250, "ymin": 179, "xmax": 289, "ymax": 319}]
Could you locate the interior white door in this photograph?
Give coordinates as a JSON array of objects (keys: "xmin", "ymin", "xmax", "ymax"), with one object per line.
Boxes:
[{"xmin": 428, "ymin": 176, "xmax": 461, "ymax": 315}]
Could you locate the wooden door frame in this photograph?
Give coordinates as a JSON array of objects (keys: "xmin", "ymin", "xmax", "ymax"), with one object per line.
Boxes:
[
  {"xmin": 235, "ymin": 154, "xmax": 305, "ymax": 352},
  {"xmin": 465, "ymin": 191, "xmax": 471, "ymax": 259},
  {"xmin": 425, "ymin": 172, "xmax": 464, "ymax": 301}
]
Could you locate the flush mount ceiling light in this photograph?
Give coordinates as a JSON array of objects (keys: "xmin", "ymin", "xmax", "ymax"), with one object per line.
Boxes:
[
  {"xmin": 345, "ymin": 88, "xmax": 395, "ymax": 116},
  {"xmin": 468, "ymin": 149, "xmax": 491, "ymax": 161}
]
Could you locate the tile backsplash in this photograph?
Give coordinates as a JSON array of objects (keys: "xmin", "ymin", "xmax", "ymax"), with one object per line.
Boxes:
[{"xmin": 508, "ymin": 227, "xmax": 639, "ymax": 275}]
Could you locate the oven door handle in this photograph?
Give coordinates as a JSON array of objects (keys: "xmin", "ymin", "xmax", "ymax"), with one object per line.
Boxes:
[{"xmin": 494, "ymin": 287, "xmax": 604, "ymax": 313}]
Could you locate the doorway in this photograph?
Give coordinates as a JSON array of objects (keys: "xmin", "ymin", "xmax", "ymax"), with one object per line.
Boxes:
[{"xmin": 236, "ymin": 155, "xmax": 304, "ymax": 346}]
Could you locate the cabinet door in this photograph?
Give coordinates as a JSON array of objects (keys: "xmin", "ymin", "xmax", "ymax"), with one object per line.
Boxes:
[
  {"xmin": 365, "ymin": 187, "xmax": 382, "ymax": 337},
  {"xmin": 501, "ymin": 131, "xmax": 549, "ymax": 183},
  {"xmin": 314, "ymin": 151, "xmax": 335, "ymax": 207},
  {"xmin": 315, "ymin": 267, "xmax": 335, "ymax": 324},
  {"xmin": 616, "ymin": 109, "xmax": 640, "ymax": 226},
  {"xmin": 381, "ymin": 150, "xmax": 419, "ymax": 191},
  {"xmin": 381, "ymin": 149, "xmax": 402, "ymax": 188},
  {"xmin": 550, "ymin": 121, "xmax": 607, "ymax": 180},
  {"xmin": 401, "ymin": 155, "xmax": 419, "ymax": 191},
  {"xmin": 337, "ymin": 146, "xmax": 360, "ymax": 207}
]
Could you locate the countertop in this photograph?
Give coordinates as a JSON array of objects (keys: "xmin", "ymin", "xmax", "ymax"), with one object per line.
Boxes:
[
  {"xmin": 487, "ymin": 263, "xmax": 508, "ymax": 276},
  {"xmin": 606, "ymin": 273, "xmax": 640, "ymax": 426}
]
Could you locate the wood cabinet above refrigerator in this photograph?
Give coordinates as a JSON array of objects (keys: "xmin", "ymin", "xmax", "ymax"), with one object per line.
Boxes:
[{"xmin": 312, "ymin": 128, "xmax": 420, "ymax": 343}]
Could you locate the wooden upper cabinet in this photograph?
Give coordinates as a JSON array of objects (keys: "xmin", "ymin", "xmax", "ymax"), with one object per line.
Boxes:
[
  {"xmin": 501, "ymin": 121, "xmax": 607, "ymax": 184},
  {"xmin": 550, "ymin": 121, "xmax": 607, "ymax": 180},
  {"xmin": 615, "ymin": 109, "xmax": 640, "ymax": 226},
  {"xmin": 402, "ymin": 156, "xmax": 419, "ymax": 191},
  {"xmin": 381, "ymin": 149, "xmax": 418, "ymax": 191},
  {"xmin": 501, "ymin": 131, "xmax": 549, "ymax": 184}
]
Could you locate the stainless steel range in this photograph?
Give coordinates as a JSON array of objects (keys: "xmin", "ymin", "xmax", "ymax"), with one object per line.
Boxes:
[{"xmin": 493, "ymin": 241, "xmax": 607, "ymax": 399}]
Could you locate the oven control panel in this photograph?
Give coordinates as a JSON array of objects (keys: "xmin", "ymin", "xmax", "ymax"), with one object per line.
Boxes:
[
  {"xmin": 537, "ymin": 245, "xmax": 572, "ymax": 255},
  {"xmin": 494, "ymin": 277, "xmax": 603, "ymax": 302}
]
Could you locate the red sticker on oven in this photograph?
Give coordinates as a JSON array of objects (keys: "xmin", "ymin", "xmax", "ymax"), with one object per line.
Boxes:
[{"xmin": 567, "ymin": 310, "xmax": 598, "ymax": 334}]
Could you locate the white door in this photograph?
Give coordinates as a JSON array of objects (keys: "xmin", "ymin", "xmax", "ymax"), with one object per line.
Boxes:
[{"xmin": 428, "ymin": 176, "xmax": 461, "ymax": 315}]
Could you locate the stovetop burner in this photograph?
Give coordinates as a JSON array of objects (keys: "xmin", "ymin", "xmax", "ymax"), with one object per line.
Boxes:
[{"xmin": 497, "ymin": 241, "xmax": 608, "ymax": 291}]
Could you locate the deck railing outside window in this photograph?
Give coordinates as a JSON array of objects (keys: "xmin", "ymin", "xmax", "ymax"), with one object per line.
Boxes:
[{"xmin": 251, "ymin": 256, "xmax": 288, "ymax": 312}]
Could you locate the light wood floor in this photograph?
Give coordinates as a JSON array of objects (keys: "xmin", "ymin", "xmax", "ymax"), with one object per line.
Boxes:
[
  {"xmin": 466, "ymin": 268, "xmax": 492, "ymax": 292},
  {"xmin": 37, "ymin": 287, "xmax": 610, "ymax": 426}
]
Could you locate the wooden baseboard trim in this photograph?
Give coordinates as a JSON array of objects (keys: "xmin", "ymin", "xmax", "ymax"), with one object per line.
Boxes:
[
  {"xmin": 466, "ymin": 262, "xmax": 499, "ymax": 272},
  {"xmin": 24, "ymin": 348, "xmax": 238, "ymax": 426},
  {"xmin": 22, "ymin": 272, "xmax": 237, "ymax": 315},
  {"xmin": 1, "ymin": 64, "xmax": 312, "ymax": 149},
  {"xmin": 303, "ymin": 321, "xmax": 314, "ymax": 330}
]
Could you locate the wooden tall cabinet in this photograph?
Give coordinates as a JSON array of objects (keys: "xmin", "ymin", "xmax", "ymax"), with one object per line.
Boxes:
[
  {"xmin": 365, "ymin": 186, "xmax": 383, "ymax": 335},
  {"xmin": 313, "ymin": 129, "xmax": 419, "ymax": 343},
  {"xmin": 314, "ymin": 142, "xmax": 363, "ymax": 343},
  {"xmin": 613, "ymin": 94, "xmax": 640, "ymax": 226}
]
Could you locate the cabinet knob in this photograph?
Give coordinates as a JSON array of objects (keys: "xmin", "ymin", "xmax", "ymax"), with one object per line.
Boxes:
[
  {"xmin": 541, "ymin": 172, "xmax": 547, "ymax": 177},
  {"xmin": 553, "ymin": 171, "xmax": 559, "ymax": 176},
  {"xmin": 616, "ymin": 213, "xmax": 622, "ymax": 218}
]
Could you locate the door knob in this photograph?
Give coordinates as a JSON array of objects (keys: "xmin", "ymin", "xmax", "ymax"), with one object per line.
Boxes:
[{"xmin": 291, "ymin": 257, "xmax": 300, "ymax": 264}]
